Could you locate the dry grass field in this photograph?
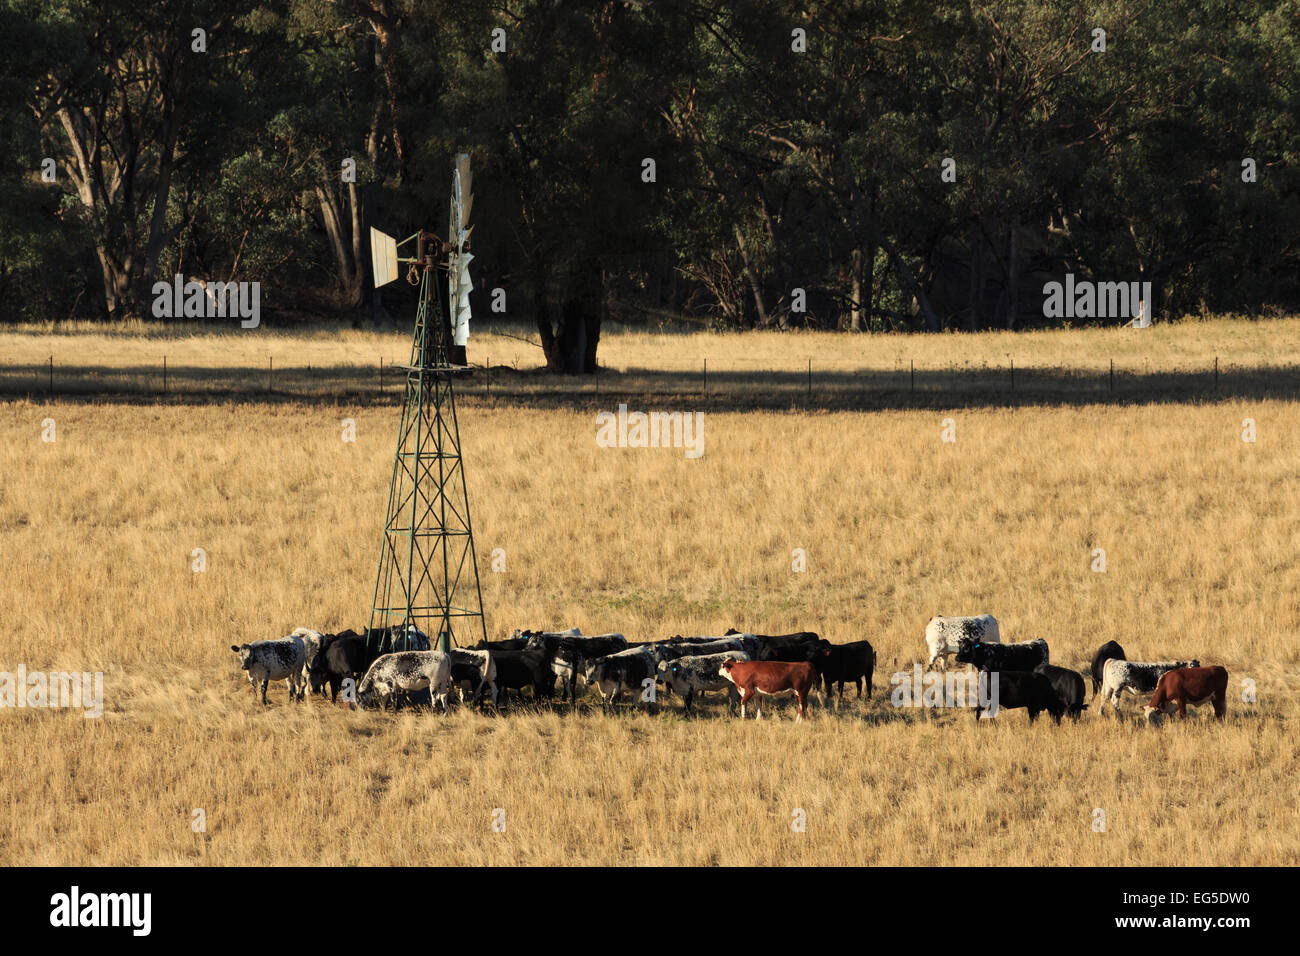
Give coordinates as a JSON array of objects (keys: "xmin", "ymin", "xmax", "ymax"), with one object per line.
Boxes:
[
  {"xmin": 3, "ymin": 315, "xmax": 1300, "ymax": 407},
  {"xmin": 1, "ymin": 321, "xmax": 1298, "ymax": 865}
]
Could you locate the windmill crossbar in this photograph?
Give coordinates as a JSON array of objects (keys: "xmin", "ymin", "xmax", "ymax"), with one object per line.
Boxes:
[{"xmin": 386, "ymin": 363, "xmax": 476, "ymax": 373}]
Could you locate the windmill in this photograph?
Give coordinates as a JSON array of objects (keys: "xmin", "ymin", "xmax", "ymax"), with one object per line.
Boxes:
[{"xmin": 365, "ymin": 153, "xmax": 487, "ymax": 656}]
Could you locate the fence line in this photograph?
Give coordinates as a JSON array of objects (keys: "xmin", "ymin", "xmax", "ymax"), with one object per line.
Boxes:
[{"xmin": 14, "ymin": 354, "xmax": 1295, "ymax": 405}]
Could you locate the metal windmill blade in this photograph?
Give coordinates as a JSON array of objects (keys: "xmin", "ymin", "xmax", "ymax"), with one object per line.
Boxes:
[{"xmin": 449, "ymin": 153, "xmax": 474, "ymax": 347}]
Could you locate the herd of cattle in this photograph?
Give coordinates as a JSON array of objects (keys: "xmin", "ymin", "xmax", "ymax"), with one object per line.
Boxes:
[{"xmin": 229, "ymin": 613, "xmax": 1230, "ymax": 724}]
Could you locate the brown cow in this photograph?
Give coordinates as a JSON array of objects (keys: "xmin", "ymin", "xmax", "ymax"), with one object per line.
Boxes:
[
  {"xmin": 1144, "ymin": 666, "xmax": 1229, "ymax": 722},
  {"xmin": 718, "ymin": 658, "xmax": 816, "ymax": 720}
]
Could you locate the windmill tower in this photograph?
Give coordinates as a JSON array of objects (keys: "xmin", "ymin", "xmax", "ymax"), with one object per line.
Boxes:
[{"xmin": 366, "ymin": 154, "xmax": 487, "ymax": 655}]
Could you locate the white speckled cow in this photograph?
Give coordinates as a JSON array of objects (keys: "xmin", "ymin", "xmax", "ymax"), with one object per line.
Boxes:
[
  {"xmin": 1097, "ymin": 658, "xmax": 1200, "ymax": 717},
  {"xmin": 232, "ymin": 634, "xmax": 308, "ymax": 704},
  {"xmin": 656, "ymin": 650, "xmax": 749, "ymax": 713},
  {"xmin": 924, "ymin": 614, "xmax": 1000, "ymax": 670},
  {"xmin": 356, "ymin": 651, "xmax": 453, "ymax": 713},
  {"xmin": 289, "ymin": 627, "xmax": 325, "ymax": 694}
]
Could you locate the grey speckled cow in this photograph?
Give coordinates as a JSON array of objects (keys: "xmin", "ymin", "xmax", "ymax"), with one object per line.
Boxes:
[
  {"xmin": 356, "ymin": 651, "xmax": 453, "ymax": 713},
  {"xmin": 232, "ymin": 635, "xmax": 307, "ymax": 704}
]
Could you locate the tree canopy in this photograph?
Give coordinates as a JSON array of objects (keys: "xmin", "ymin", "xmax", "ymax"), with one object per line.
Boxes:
[{"xmin": 3, "ymin": 0, "xmax": 1297, "ymax": 365}]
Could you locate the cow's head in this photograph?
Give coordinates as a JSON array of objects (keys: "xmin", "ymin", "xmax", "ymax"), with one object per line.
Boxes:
[
  {"xmin": 1143, "ymin": 705, "xmax": 1167, "ymax": 724},
  {"xmin": 231, "ymin": 644, "xmax": 255, "ymax": 670},
  {"xmin": 724, "ymin": 628, "xmax": 741, "ymax": 636},
  {"xmin": 307, "ymin": 639, "xmax": 334, "ymax": 695},
  {"xmin": 953, "ymin": 638, "xmax": 977, "ymax": 664},
  {"xmin": 718, "ymin": 657, "xmax": 739, "ymax": 677}
]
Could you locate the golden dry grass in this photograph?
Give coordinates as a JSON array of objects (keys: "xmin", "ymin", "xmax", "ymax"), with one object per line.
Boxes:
[
  {"xmin": 1, "ymin": 323, "xmax": 1298, "ymax": 865},
  {"xmin": 2, "ymin": 315, "xmax": 1299, "ymax": 407}
]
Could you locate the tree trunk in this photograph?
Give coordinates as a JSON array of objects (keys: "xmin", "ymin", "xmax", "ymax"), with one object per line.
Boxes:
[
  {"xmin": 732, "ymin": 225, "xmax": 770, "ymax": 328},
  {"xmin": 537, "ymin": 260, "xmax": 602, "ymax": 373},
  {"xmin": 582, "ymin": 261, "xmax": 603, "ymax": 373},
  {"xmin": 849, "ymin": 247, "xmax": 865, "ymax": 331},
  {"xmin": 884, "ymin": 235, "xmax": 939, "ymax": 332},
  {"xmin": 1004, "ymin": 220, "xmax": 1020, "ymax": 329},
  {"xmin": 315, "ymin": 185, "xmax": 363, "ymax": 309}
]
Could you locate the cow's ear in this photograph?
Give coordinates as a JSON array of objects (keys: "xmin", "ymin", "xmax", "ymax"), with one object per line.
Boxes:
[{"xmin": 231, "ymin": 645, "xmax": 240, "ymax": 653}]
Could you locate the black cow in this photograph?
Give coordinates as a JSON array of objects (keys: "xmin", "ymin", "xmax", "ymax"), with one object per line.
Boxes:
[
  {"xmin": 729, "ymin": 629, "xmax": 826, "ymax": 662},
  {"xmin": 975, "ymin": 671, "xmax": 1065, "ymax": 723},
  {"xmin": 583, "ymin": 648, "xmax": 657, "ymax": 707},
  {"xmin": 805, "ymin": 640, "xmax": 876, "ymax": 700},
  {"xmin": 1089, "ymin": 640, "xmax": 1126, "ymax": 696},
  {"xmin": 473, "ymin": 637, "xmax": 531, "ymax": 652},
  {"xmin": 309, "ymin": 630, "xmax": 375, "ymax": 702},
  {"xmin": 447, "ymin": 648, "xmax": 497, "ymax": 706},
  {"xmin": 487, "ymin": 648, "xmax": 551, "ymax": 708},
  {"xmin": 1033, "ymin": 663, "xmax": 1087, "ymax": 719},
  {"xmin": 955, "ymin": 637, "xmax": 1049, "ymax": 671},
  {"xmin": 524, "ymin": 632, "xmax": 627, "ymax": 702}
]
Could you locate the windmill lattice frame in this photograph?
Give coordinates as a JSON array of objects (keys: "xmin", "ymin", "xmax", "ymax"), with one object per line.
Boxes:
[{"xmin": 366, "ymin": 156, "xmax": 486, "ymax": 655}]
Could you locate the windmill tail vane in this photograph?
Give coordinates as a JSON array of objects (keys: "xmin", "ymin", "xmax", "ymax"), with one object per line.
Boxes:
[{"xmin": 364, "ymin": 153, "xmax": 487, "ymax": 658}]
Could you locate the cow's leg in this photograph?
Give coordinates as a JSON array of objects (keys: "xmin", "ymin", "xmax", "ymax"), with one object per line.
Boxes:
[
  {"xmin": 739, "ymin": 689, "xmax": 752, "ymax": 719},
  {"xmin": 796, "ymin": 692, "xmax": 806, "ymax": 722},
  {"xmin": 260, "ymin": 678, "xmax": 269, "ymax": 705},
  {"xmin": 1177, "ymin": 698, "xmax": 1187, "ymax": 718},
  {"xmin": 1214, "ymin": 693, "xmax": 1226, "ymax": 720},
  {"xmin": 1027, "ymin": 707, "xmax": 1038, "ymax": 722},
  {"xmin": 683, "ymin": 688, "xmax": 694, "ymax": 714}
]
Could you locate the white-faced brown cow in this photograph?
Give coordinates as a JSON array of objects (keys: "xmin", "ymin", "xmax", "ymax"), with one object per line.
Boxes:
[
  {"xmin": 1144, "ymin": 666, "xmax": 1228, "ymax": 723},
  {"xmin": 718, "ymin": 658, "xmax": 816, "ymax": 721}
]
